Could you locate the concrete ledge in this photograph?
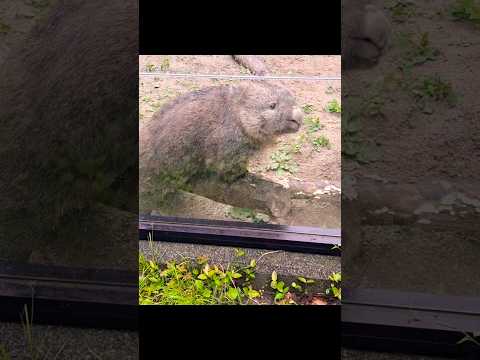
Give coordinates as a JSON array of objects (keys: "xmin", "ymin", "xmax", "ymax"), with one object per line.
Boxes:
[{"xmin": 139, "ymin": 240, "xmax": 340, "ymax": 281}]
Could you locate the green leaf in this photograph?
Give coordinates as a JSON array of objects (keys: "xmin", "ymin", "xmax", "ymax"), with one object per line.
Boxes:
[
  {"xmin": 194, "ymin": 280, "xmax": 204, "ymax": 290},
  {"xmin": 232, "ymin": 272, "xmax": 242, "ymax": 279},
  {"xmin": 271, "ymin": 271, "xmax": 278, "ymax": 282},
  {"xmin": 197, "ymin": 274, "xmax": 207, "ymax": 280},
  {"xmin": 297, "ymin": 276, "xmax": 307, "ymax": 284},
  {"xmin": 329, "ymin": 272, "xmax": 341, "ymax": 282},
  {"xmin": 277, "ymin": 281, "xmax": 285, "ymax": 291},
  {"xmin": 250, "ymin": 259, "xmax": 256, "ymax": 268},
  {"xmin": 248, "ymin": 289, "xmax": 260, "ymax": 298},
  {"xmin": 235, "ymin": 248, "xmax": 246, "ymax": 257},
  {"xmin": 275, "ymin": 293, "xmax": 285, "ymax": 301},
  {"xmin": 227, "ymin": 287, "xmax": 239, "ymax": 300}
]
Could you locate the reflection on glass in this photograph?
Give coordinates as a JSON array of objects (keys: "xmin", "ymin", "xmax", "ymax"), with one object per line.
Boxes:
[{"xmin": 343, "ymin": 1, "xmax": 480, "ymax": 298}]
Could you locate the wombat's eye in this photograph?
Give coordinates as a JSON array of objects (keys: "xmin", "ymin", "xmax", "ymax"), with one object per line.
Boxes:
[{"xmin": 270, "ymin": 102, "xmax": 277, "ymax": 109}]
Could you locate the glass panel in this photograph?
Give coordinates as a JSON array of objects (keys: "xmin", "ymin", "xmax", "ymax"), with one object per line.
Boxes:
[
  {"xmin": 0, "ymin": 2, "xmax": 138, "ymax": 268},
  {"xmin": 139, "ymin": 55, "xmax": 341, "ymax": 229},
  {"xmin": 342, "ymin": 0, "xmax": 480, "ymax": 300}
]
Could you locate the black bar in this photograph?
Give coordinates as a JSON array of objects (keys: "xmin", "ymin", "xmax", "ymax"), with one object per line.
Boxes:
[
  {"xmin": 0, "ymin": 261, "xmax": 137, "ymax": 330},
  {"xmin": 342, "ymin": 322, "xmax": 467, "ymax": 358},
  {"xmin": 139, "ymin": 214, "xmax": 341, "ymax": 256},
  {"xmin": 1, "ymin": 297, "xmax": 138, "ymax": 330},
  {"xmin": 342, "ymin": 288, "xmax": 480, "ymax": 358}
]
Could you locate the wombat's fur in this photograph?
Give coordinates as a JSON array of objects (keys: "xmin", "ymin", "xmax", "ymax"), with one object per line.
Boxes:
[
  {"xmin": 342, "ymin": 1, "xmax": 390, "ymax": 68},
  {"xmin": 140, "ymin": 82, "xmax": 303, "ymax": 215},
  {"xmin": 0, "ymin": 0, "xmax": 138, "ymax": 265}
]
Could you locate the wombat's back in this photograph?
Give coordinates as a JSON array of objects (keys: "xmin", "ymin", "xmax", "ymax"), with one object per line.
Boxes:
[{"xmin": 140, "ymin": 85, "xmax": 239, "ymax": 177}]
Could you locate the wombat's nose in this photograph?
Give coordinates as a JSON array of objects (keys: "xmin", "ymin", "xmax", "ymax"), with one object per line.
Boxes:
[{"xmin": 292, "ymin": 107, "xmax": 303, "ymax": 125}]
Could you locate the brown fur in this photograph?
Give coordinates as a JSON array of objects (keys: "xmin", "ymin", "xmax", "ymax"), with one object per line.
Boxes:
[
  {"xmin": 342, "ymin": 1, "xmax": 390, "ymax": 68},
  {"xmin": 0, "ymin": 0, "xmax": 138, "ymax": 265},
  {"xmin": 140, "ymin": 81, "xmax": 303, "ymax": 216}
]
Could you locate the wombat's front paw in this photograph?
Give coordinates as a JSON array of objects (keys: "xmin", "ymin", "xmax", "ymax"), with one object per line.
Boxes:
[{"xmin": 268, "ymin": 196, "xmax": 292, "ymax": 218}]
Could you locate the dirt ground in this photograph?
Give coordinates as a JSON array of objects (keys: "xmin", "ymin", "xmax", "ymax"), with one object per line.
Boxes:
[
  {"xmin": 344, "ymin": 1, "xmax": 480, "ymax": 297},
  {"xmin": 139, "ymin": 55, "xmax": 341, "ymax": 228},
  {"xmin": 0, "ymin": 0, "xmax": 53, "ymax": 62}
]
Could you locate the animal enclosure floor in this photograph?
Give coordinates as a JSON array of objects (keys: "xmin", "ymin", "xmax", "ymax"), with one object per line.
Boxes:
[
  {"xmin": 344, "ymin": 0, "xmax": 480, "ymax": 297},
  {"xmin": 139, "ymin": 55, "xmax": 341, "ymax": 228}
]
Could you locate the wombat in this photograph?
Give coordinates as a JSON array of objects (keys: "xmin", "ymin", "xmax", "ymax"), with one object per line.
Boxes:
[
  {"xmin": 342, "ymin": 1, "xmax": 390, "ymax": 68},
  {"xmin": 140, "ymin": 81, "xmax": 303, "ymax": 217},
  {"xmin": 0, "ymin": 0, "xmax": 138, "ymax": 266}
]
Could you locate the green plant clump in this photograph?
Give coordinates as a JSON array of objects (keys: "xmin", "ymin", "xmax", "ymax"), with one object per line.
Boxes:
[
  {"xmin": 325, "ymin": 99, "xmax": 341, "ymax": 113},
  {"xmin": 302, "ymin": 104, "xmax": 315, "ymax": 114},
  {"xmin": 325, "ymin": 272, "xmax": 341, "ymax": 300},
  {"xmin": 411, "ymin": 75, "xmax": 457, "ymax": 112},
  {"xmin": 268, "ymin": 148, "xmax": 298, "ymax": 176},
  {"xmin": 386, "ymin": 0, "xmax": 416, "ymax": 23},
  {"xmin": 304, "ymin": 116, "xmax": 324, "ymax": 133},
  {"xmin": 397, "ymin": 32, "xmax": 440, "ymax": 69},
  {"xmin": 312, "ymin": 136, "xmax": 331, "ymax": 151},
  {"xmin": 139, "ymin": 254, "xmax": 262, "ymax": 305},
  {"xmin": 451, "ymin": 0, "xmax": 480, "ymax": 24},
  {"xmin": 145, "ymin": 63, "xmax": 157, "ymax": 72},
  {"xmin": 226, "ymin": 207, "xmax": 270, "ymax": 224}
]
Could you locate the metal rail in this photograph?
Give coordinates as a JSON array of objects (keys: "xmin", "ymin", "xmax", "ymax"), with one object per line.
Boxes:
[
  {"xmin": 139, "ymin": 72, "xmax": 341, "ymax": 81},
  {"xmin": 342, "ymin": 288, "xmax": 480, "ymax": 357},
  {"xmin": 0, "ymin": 261, "xmax": 137, "ymax": 329},
  {"xmin": 139, "ymin": 214, "xmax": 341, "ymax": 256}
]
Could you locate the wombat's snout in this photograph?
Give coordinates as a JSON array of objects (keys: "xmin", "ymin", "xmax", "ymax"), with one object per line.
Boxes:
[{"xmin": 287, "ymin": 107, "xmax": 303, "ymax": 132}]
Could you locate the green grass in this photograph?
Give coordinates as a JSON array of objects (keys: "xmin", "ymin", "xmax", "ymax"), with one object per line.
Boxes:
[
  {"xmin": 304, "ymin": 116, "xmax": 324, "ymax": 133},
  {"xmin": 451, "ymin": 0, "xmax": 480, "ymax": 24},
  {"xmin": 386, "ymin": 0, "xmax": 416, "ymax": 22},
  {"xmin": 302, "ymin": 104, "xmax": 315, "ymax": 114},
  {"xmin": 411, "ymin": 75, "xmax": 457, "ymax": 112},
  {"xmin": 312, "ymin": 136, "xmax": 331, "ymax": 151},
  {"xmin": 341, "ymin": 94, "xmax": 381, "ymax": 164},
  {"xmin": 325, "ymin": 99, "xmax": 341, "ymax": 113},
  {"xmin": 26, "ymin": 0, "xmax": 51, "ymax": 9},
  {"xmin": 289, "ymin": 134, "xmax": 306, "ymax": 154},
  {"xmin": 457, "ymin": 332, "xmax": 480, "ymax": 347},
  {"xmin": 325, "ymin": 272, "xmax": 341, "ymax": 300},
  {"xmin": 268, "ymin": 148, "xmax": 298, "ymax": 176},
  {"xmin": 160, "ymin": 57, "xmax": 170, "ymax": 71},
  {"xmin": 145, "ymin": 64, "xmax": 157, "ymax": 72},
  {"xmin": 139, "ymin": 253, "xmax": 262, "ymax": 305},
  {"xmin": 396, "ymin": 32, "xmax": 440, "ymax": 69},
  {"xmin": 0, "ymin": 22, "xmax": 11, "ymax": 34},
  {"xmin": 139, "ymin": 250, "xmax": 331, "ymax": 305},
  {"xmin": 226, "ymin": 207, "xmax": 270, "ymax": 224}
]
